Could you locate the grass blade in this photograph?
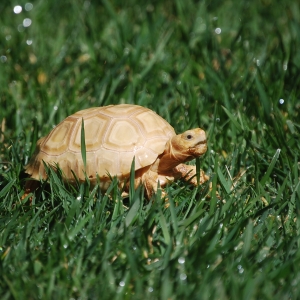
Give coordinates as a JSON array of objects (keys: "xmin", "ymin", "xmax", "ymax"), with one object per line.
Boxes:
[
  {"xmin": 167, "ymin": 190, "xmax": 178, "ymax": 235},
  {"xmin": 29, "ymin": 118, "xmax": 39, "ymax": 156},
  {"xmin": 260, "ymin": 149, "xmax": 281, "ymax": 187},
  {"xmin": 179, "ymin": 207, "xmax": 205, "ymax": 228},
  {"xmin": 129, "ymin": 157, "xmax": 135, "ymax": 205},
  {"xmin": 196, "ymin": 157, "xmax": 200, "ymax": 185},
  {"xmin": 209, "ymin": 155, "xmax": 219, "ymax": 216},
  {"xmin": 0, "ymin": 179, "xmax": 15, "ymax": 198},
  {"xmin": 125, "ymin": 188, "xmax": 141, "ymax": 227},
  {"xmin": 81, "ymin": 118, "xmax": 87, "ymax": 171},
  {"xmin": 139, "ymin": 29, "xmax": 173, "ymax": 81},
  {"xmin": 255, "ymin": 74, "xmax": 271, "ymax": 117},
  {"xmin": 159, "ymin": 209, "xmax": 170, "ymax": 245},
  {"xmin": 217, "ymin": 168, "xmax": 231, "ymax": 194},
  {"xmin": 243, "ymin": 220, "xmax": 253, "ymax": 257},
  {"xmin": 222, "ymin": 106, "xmax": 242, "ymax": 132}
]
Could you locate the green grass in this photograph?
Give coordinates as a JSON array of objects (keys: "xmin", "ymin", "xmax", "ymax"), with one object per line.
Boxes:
[{"xmin": 1, "ymin": 0, "xmax": 300, "ymax": 299}]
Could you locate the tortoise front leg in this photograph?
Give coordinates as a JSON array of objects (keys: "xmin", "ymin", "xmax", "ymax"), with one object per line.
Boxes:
[
  {"xmin": 142, "ymin": 170, "xmax": 168, "ymax": 200},
  {"xmin": 173, "ymin": 164, "xmax": 209, "ymax": 186}
]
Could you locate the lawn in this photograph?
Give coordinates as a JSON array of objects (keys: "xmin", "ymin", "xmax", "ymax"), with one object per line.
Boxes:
[{"xmin": 1, "ymin": 0, "xmax": 300, "ymax": 299}]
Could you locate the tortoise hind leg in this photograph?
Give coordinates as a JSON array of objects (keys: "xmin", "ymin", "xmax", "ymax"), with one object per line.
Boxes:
[{"xmin": 22, "ymin": 178, "xmax": 40, "ymax": 200}]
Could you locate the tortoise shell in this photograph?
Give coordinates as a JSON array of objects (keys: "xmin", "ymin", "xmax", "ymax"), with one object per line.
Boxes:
[{"xmin": 26, "ymin": 104, "xmax": 176, "ymax": 186}]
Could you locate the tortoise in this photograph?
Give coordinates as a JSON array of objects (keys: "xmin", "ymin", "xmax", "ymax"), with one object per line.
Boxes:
[{"xmin": 24, "ymin": 104, "xmax": 208, "ymax": 199}]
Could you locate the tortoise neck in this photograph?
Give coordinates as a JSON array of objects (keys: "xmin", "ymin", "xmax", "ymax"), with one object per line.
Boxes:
[{"xmin": 158, "ymin": 139, "xmax": 191, "ymax": 172}]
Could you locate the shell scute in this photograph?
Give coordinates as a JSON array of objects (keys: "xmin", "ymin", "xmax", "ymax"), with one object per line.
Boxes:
[
  {"xmin": 101, "ymin": 104, "xmax": 144, "ymax": 118},
  {"xmin": 134, "ymin": 147, "xmax": 158, "ymax": 168},
  {"xmin": 144, "ymin": 137, "xmax": 170, "ymax": 155},
  {"xmin": 103, "ymin": 119, "xmax": 145, "ymax": 152},
  {"xmin": 57, "ymin": 156, "xmax": 73, "ymax": 179},
  {"xmin": 69, "ymin": 114, "xmax": 111, "ymax": 152},
  {"xmin": 42, "ymin": 118, "xmax": 75, "ymax": 155},
  {"xmin": 118, "ymin": 151, "xmax": 140, "ymax": 175},
  {"xmin": 96, "ymin": 149, "xmax": 119, "ymax": 178},
  {"xmin": 134, "ymin": 110, "xmax": 175, "ymax": 139}
]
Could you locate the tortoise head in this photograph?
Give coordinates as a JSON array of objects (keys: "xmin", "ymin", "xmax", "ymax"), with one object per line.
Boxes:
[
  {"xmin": 170, "ymin": 128, "xmax": 207, "ymax": 162},
  {"xmin": 158, "ymin": 128, "xmax": 207, "ymax": 173},
  {"xmin": 157, "ymin": 128, "xmax": 207, "ymax": 173}
]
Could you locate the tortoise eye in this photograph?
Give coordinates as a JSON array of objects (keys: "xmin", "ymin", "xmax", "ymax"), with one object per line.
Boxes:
[{"xmin": 183, "ymin": 132, "xmax": 193, "ymax": 140}]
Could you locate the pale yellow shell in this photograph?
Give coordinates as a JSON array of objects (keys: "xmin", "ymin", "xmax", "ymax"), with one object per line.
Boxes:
[{"xmin": 26, "ymin": 104, "xmax": 175, "ymax": 185}]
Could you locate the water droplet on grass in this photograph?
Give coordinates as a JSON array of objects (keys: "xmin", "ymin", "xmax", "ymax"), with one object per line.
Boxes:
[
  {"xmin": 148, "ymin": 287, "xmax": 153, "ymax": 292},
  {"xmin": 283, "ymin": 62, "xmax": 287, "ymax": 70},
  {"xmin": 23, "ymin": 18, "xmax": 32, "ymax": 27},
  {"xmin": 215, "ymin": 28, "xmax": 221, "ymax": 34},
  {"xmin": 83, "ymin": 1, "xmax": 91, "ymax": 10},
  {"xmin": 180, "ymin": 273, "xmax": 187, "ymax": 280},
  {"xmin": 0, "ymin": 56, "xmax": 7, "ymax": 63},
  {"xmin": 178, "ymin": 257, "xmax": 185, "ymax": 264},
  {"xmin": 14, "ymin": 5, "xmax": 22, "ymax": 14},
  {"xmin": 279, "ymin": 99, "xmax": 284, "ymax": 104},
  {"xmin": 25, "ymin": 3, "xmax": 33, "ymax": 11},
  {"xmin": 119, "ymin": 281, "xmax": 125, "ymax": 287},
  {"xmin": 18, "ymin": 24, "xmax": 24, "ymax": 32},
  {"xmin": 237, "ymin": 264, "xmax": 244, "ymax": 273},
  {"xmin": 200, "ymin": 24, "xmax": 206, "ymax": 31}
]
